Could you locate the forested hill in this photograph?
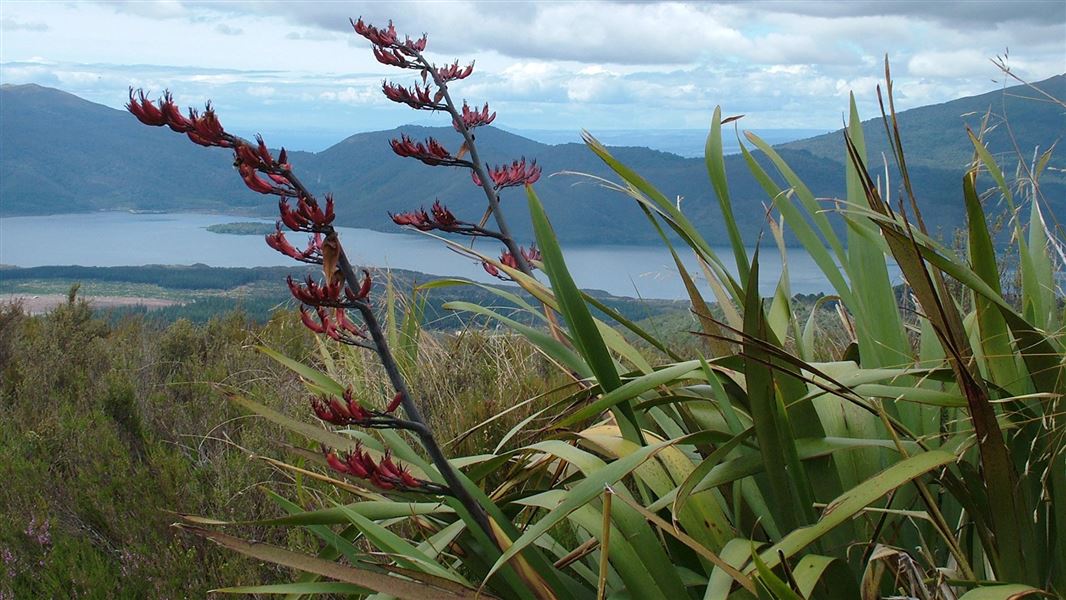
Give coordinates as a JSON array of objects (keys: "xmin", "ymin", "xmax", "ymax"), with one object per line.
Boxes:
[
  {"xmin": 2, "ymin": 77, "xmax": 1063, "ymax": 244},
  {"xmin": 0, "ymin": 84, "xmax": 251, "ymax": 215},
  {"xmin": 781, "ymin": 74, "xmax": 1066, "ymax": 171}
]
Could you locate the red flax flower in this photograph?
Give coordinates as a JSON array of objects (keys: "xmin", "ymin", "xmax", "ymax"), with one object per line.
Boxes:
[
  {"xmin": 159, "ymin": 92, "xmax": 195, "ymax": 133},
  {"xmin": 279, "ymin": 149, "xmax": 292, "ymax": 165},
  {"xmin": 390, "ymin": 134, "xmax": 469, "ymax": 167},
  {"xmin": 344, "ymin": 269, "xmax": 373, "ymax": 302},
  {"xmin": 390, "ymin": 201, "xmax": 459, "ymax": 232},
  {"xmin": 454, "ymin": 102, "xmax": 496, "ymax": 131},
  {"xmin": 267, "ymin": 148, "xmax": 292, "ymax": 185},
  {"xmin": 234, "ymin": 136, "xmax": 280, "ymax": 171},
  {"xmin": 472, "ymin": 158, "xmax": 542, "ymax": 189},
  {"xmin": 311, "ymin": 387, "xmax": 374, "ymax": 425},
  {"xmin": 127, "ymin": 89, "xmax": 232, "ymax": 148},
  {"xmin": 351, "ymin": 17, "xmax": 426, "ymax": 56},
  {"xmin": 484, "ymin": 246, "xmax": 541, "ymax": 279},
  {"xmin": 352, "ymin": 17, "xmax": 428, "ymax": 67},
  {"xmin": 287, "ymin": 274, "xmax": 342, "ymax": 306},
  {"xmin": 430, "ymin": 200, "xmax": 458, "ymax": 227},
  {"xmin": 322, "ymin": 445, "xmax": 427, "ymax": 491},
  {"xmin": 373, "ymin": 46, "xmax": 410, "ymax": 68},
  {"xmin": 232, "ymin": 136, "xmax": 295, "ymax": 195},
  {"xmin": 311, "ymin": 387, "xmax": 403, "ymax": 427},
  {"xmin": 382, "ymin": 82, "xmax": 444, "ymax": 110},
  {"xmin": 235, "ymin": 142, "xmax": 265, "ymax": 169},
  {"xmin": 330, "ymin": 308, "xmax": 365, "ymax": 341},
  {"xmin": 404, "ymin": 34, "xmax": 427, "ymax": 53},
  {"xmin": 184, "ymin": 103, "xmax": 230, "ymax": 148},
  {"xmin": 351, "ymin": 17, "xmax": 399, "ymax": 47},
  {"xmin": 375, "ymin": 452, "xmax": 420, "ymax": 489},
  {"xmin": 236, "ymin": 160, "xmax": 277, "ymax": 194},
  {"xmin": 390, "ymin": 208, "xmax": 432, "ymax": 230},
  {"xmin": 126, "ymin": 88, "xmax": 166, "ymax": 126},
  {"xmin": 255, "ymin": 134, "xmax": 276, "ymax": 165},
  {"xmin": 436, "ymin": 60, "xmax": 474, "ymax": 82},
  {"xmin": 299, "ymin": 306, "xmax": 327, "ymax": 334},
  {"xmin": 266, "ymin": 226, "xmax": 322, "ymax": 263},
  {"xmin": 299, "ymin": 306, "xmax": 367, "ymax": 343},
  {"xmin": 279, "ymin": 194, "xmax": 335, "ymax": 232}
]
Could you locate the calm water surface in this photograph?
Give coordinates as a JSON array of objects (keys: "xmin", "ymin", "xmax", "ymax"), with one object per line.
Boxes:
[{"xmin": 0, "ymin": 212, "xmax": 899, "ymax": 299}]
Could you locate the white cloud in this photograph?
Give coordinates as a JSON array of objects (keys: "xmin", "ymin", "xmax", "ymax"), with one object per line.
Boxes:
[
  {"xmin": 105, "ymin": 0, "xmax": 189, "ymax": 20},
  {"xmin": 0, "ymin": 0, "xmax": 1060, "ymax": 136},
  {"xmin": 0, "ymin": 18, "xmax": 48, "ymax": 32},
  {"xmin": 566, "ymin": 75, "xmax": 617, "ymax": 103},
  {"xmin": 319, "ymin": 86, "xmax": 376, "ymax": 104},
  {"xmin": 285, "ymin": 29, "xmax": 340, "ymax": 41},
  {"xmin": 765, "ymin": 65, "xmax": 813, "ymax": 76},
  {"xmin": 214, "ymin": 23, "xmax": 243, "ymax": 36},
  {"xmin": 735, "ymin": 0, "xmax": 1065, "ymax": 27},
  {"xmin": 907, "ymin": 49, "xmax": 1000, "ymax": 78},
  {"xmin": 186, "ymin": 73, "xmax": 244, "ymax": 85},
  {"xmin": 246, "ymin": 85, "xmax": 276, "ymax": 97},
  {"xmin": 834, "ymin": 76, "xmax": 881, "ymax": 99},
  {"xmin": 579, "ymin": 65, "xmax": 612, "ymax": 76},
  {"xmin": 53, "ymin": 70, "xmax": 107, "ymax": 86}
]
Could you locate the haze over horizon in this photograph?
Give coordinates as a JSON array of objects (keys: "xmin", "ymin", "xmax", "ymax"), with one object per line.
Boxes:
[{"xmin": 1, "ymin": 1, "xmax": 1063, "ymax": 151}]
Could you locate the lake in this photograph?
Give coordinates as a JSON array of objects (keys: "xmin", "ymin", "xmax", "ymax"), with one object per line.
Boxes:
[{"xmin": 0, "ymin": 212, "xmax": 899, "ymax": 299}]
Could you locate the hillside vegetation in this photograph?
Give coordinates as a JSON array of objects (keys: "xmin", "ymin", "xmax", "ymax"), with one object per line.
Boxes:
[
  {"xmin": 0, "ymin": 264, "xmax": 686, "ymax": 326},
  {"xmin": 0, "ymin": 299, "xmax": 303, "ymax": 597},
  {"xmin": 0, "ymin": 294, "xmax": 570, "ymax": 598}
]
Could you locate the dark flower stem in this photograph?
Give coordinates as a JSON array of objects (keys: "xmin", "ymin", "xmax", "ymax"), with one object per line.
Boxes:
[
  {"xmin": 414, "ymin": 53, "xmax": 534, "ymax": 276},
  {"xmin": 128, "ymin": 84, "xmax": 501, "ymax": 541},
  {"xmin": 282, "ymin": 167, "xmax": 495, "ymax": 538},
  {"xmin": 340, "ymin": 251, "xmax": 493, "ymax": 536}
]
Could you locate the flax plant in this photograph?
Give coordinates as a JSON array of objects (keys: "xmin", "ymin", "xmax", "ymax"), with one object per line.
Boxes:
[{"xmin": 130, "ymin": 18, "xmax": 1061, "ymax": 599}]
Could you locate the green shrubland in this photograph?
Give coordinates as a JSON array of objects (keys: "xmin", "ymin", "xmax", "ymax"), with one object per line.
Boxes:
[
  {"xmin": 0, "ymin": 297, "xmax": 299, "ymax": 597},
  {"xmin": 0, "ymin": 291, "xmax": 568, "ymax": 598}
]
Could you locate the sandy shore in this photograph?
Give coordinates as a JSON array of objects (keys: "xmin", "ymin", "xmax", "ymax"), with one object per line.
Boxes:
[{"xmin": 0, "ymin": 294, "xmax": 182, "ymax": 315}]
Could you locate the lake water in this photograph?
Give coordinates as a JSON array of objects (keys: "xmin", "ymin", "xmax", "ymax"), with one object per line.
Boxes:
[{"xmin": 0, "ymin": 212, "xmax": 898, "ymax": 299}]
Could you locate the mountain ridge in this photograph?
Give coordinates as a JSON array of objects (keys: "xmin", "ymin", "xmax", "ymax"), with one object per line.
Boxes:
[
  {"xmin": 781, "ymin": 74, "xmax": 1066, "ymax": 171},
  {"xmin": 1, "ymin": 78, "xmax": 1062, "ymax": 245}
]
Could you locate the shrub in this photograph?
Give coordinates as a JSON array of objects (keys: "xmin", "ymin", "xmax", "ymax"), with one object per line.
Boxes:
[{"xmin": 0, "ymin": 307, "xmax": 318, "ymax": 598}]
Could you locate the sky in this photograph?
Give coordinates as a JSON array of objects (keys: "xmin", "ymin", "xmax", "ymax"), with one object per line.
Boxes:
[{"xmin": 1, "ymin": 1, "xmax": 1064, "ymax": 151}]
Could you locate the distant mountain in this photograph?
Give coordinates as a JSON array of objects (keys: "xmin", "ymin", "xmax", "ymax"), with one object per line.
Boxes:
[
  {"xmin": 1, "ymin": 78, "xmax": 1063, "ymax": 246},
  {"xmin": 781, "ymin": 75, "xmax": 1066, "ymax": 172},
  {"xmin": 0, "ymin": 84, "xmax": 253, "ymax": 216},
  {"xmin": 500, "ymin": 128, "xmax": 826, "ymax": 158}
]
